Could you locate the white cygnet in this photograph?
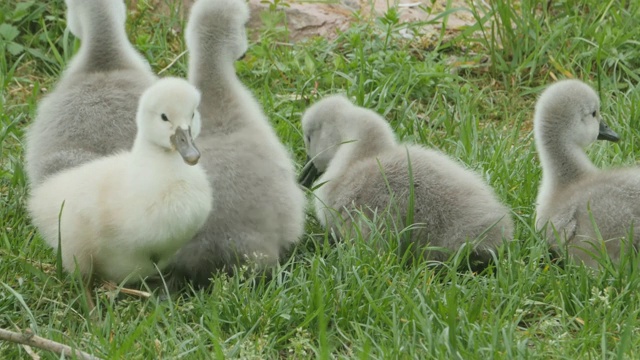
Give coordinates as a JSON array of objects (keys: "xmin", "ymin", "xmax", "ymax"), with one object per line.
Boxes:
[{"xmin": 28, "ymin": 77, "xmax": 212, "ymax": 286}]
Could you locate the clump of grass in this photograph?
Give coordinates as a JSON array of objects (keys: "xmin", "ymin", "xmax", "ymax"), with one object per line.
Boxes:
[{"xmin": 3, "ymin": 0, "xmax": 640, "ymax": 358}]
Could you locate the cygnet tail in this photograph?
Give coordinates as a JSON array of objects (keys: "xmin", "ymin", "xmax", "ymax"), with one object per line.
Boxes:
[{"xmin": 65, "ymin": 0, "xmax": 150, "ymax": 73}]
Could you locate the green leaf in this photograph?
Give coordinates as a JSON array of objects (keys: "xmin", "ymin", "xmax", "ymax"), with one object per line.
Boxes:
[
  {"xmin": 14, "ymin": 1, "xmax": 35, "ymax": 13},
  {"xmin": 25, "ymin": 47, "xmax": 53, "ymax": 64},
  {"xmin": 6, "ymin": 42, "xmax": 23, "ymax": 55},
  {"xmin": 12, "ymin": 1, "xmax": 36, "ymax": 22},
  {"xmin": 0, "ymin": 23, "xmax": 19, "ymax": 41}
]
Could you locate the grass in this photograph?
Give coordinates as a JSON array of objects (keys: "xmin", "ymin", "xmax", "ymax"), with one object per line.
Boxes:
[{"xmin": 2, "ymin": 0, "xmax": 640, "ymax": 358}]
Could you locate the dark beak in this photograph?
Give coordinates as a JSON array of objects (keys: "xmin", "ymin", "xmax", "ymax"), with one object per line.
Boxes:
[
  {"xmin": 171, "ymin": 126, "xmax": 201, "ymax": 165},
  {"xmin": 299, "ymin": 156, "xmax": 323, "ymax": 189},
  {"xmin": 238, "ymin": 52, "xmax": 247, "ymax": 61},
  {"xmin": 597, "ymin": 121, "xmax": 620, "ymax": 142}
]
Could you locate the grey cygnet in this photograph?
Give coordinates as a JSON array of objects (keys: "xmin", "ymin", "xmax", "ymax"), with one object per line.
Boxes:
[
  {"xmin": 164, "ymin": 0, "xmax": 306, "ymax": 290},
  {"xmin": 533, "ymin": 79, "xmax": 640, "ymax": 268},
  {"xmin": 300, "ymin": 95, "xmax": 514, "ymax": 263},
  {"xmin": 25, "ymin": 0, "xmax": 156, "ymax": 186}
]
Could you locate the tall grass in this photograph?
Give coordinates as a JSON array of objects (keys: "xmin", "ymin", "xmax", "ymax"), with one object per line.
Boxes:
[{"xmin": 2, "ymin": 0, "xmax": 640, "ymax": 358}]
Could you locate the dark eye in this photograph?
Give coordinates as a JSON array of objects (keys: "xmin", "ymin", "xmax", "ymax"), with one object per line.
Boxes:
[
  {"xmin": 192, "ymin": 113, "xmax": 195, "ymax": 119},
  {"xmin": 306, "ymin": 136, "xmax": 310, "ymax": 143},
  {"xmin": 161, "ymin": 113, "xmax": 169, "ymax": 121},
  {"xmin": 592, "ymin": 111, "xmax": 597, "ymax": 117}
]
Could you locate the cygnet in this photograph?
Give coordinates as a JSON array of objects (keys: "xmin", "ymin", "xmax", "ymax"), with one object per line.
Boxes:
[
  {"xmin": 28, "ymin": 77, "xmax": 212, "ymax": 288},
  {"xmin": 164, "ymin": 0, "xmax": 305, "ymax": 290},
  {"xmin": 533, "ymin": 79, "xmax": 640, "ymax": 268},
  {"xmin": 300, "ymin": 95, "xmax": 514, "ymax": 263},
  {"xmin": 25, "ymin": 0, "xmax": 156, "ymax": 186}
]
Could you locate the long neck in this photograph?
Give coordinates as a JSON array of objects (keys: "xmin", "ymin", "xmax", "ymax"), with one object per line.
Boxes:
[
  {"xmin": 536, "ymin": 126, "xmax": 598, "ymax": 194},
  {"xmin": 188, "ymin": 52, "xmax": 248, "ymax": 132},
  {"xmin": 70, "ymin": 5, "xmax": 147, "ymax": 73}
]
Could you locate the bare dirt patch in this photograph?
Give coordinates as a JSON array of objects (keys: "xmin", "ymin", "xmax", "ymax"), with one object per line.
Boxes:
[{"xmin": 133, "ymin": 0, "xmax": 484, "ymax": 42}]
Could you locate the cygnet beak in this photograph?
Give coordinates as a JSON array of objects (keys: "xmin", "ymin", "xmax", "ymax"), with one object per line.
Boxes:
[
  {"xmin": 299, "ymin": 156, "xmax": 323, "ymax": 189},
  {"xmin": 597, "ymin": 121, "xmax": 620, "ymax": 142},
  {"xmin": 170, "ymin": 126, "xmax": 201, "ymax": 165}
]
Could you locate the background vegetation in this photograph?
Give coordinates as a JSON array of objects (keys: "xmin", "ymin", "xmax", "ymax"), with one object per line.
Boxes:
[{"xmin": 2, "ymin": 0, "xmax": 640, "ymax": 358}]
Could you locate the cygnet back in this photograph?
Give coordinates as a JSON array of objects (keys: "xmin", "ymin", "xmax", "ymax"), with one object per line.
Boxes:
[
  {"xmin": 25, "ymin": 0, "xmax": 156, "ymax": 185},
  {"xmin": 301, "ymin": 95, "xmax": 514, "ymax": 262}
]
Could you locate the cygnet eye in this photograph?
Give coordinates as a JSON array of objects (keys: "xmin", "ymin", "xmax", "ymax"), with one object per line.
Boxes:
[
  {"xmin": 592, "ymin": 111, "xmax": 597, "ymax": 117},
  {"xmin": 192, "ymin": 112, "xmax": 195, "ymax": 119},
  {"xmin": 161, "ymin": 113, "xmax": 169, "ymax": 122}
]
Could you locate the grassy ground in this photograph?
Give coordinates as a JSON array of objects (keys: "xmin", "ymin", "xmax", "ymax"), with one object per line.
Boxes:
[{"xmin": 2, "ymin": 0, "xmax": 640, "ymax": 358}]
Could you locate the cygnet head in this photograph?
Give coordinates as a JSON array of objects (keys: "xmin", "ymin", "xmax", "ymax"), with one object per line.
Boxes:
[
  {"xmin": 534, "ymin": 79, "xmax": 619, "ymax": 149},
  {"xmin": 299, "ymin": 95, "xmax": 396, "ymax": 188},
  {"xmin": 65, "ymin": 0, "xmax": 127, "ymax": 39},
  {"xmin": 136, "ymin": 77, "xmax": 203, "ymax": 165},
  {"xmin": 185, "ymin": 0, "xmax": 249, "ymax": 62}
]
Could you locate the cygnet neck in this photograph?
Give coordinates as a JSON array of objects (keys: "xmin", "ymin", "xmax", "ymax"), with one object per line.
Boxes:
[
  {"xmin": 72, "ymin": 8, "xmax": 144, "ymax": 73},
  {"xmin": 536, "ymin": 119, "xmax": 598, "ymax": 192},
  {"xmin": 188, "ymin": 54, "xmax": 243, "ymax": 126},
  {"xmin": 126, "ymin": 135, "xmax": 195, "ymax": 200},
  {"xmin": 131, "ymin": 133, "xmax": 186, "ymax": 170}
]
